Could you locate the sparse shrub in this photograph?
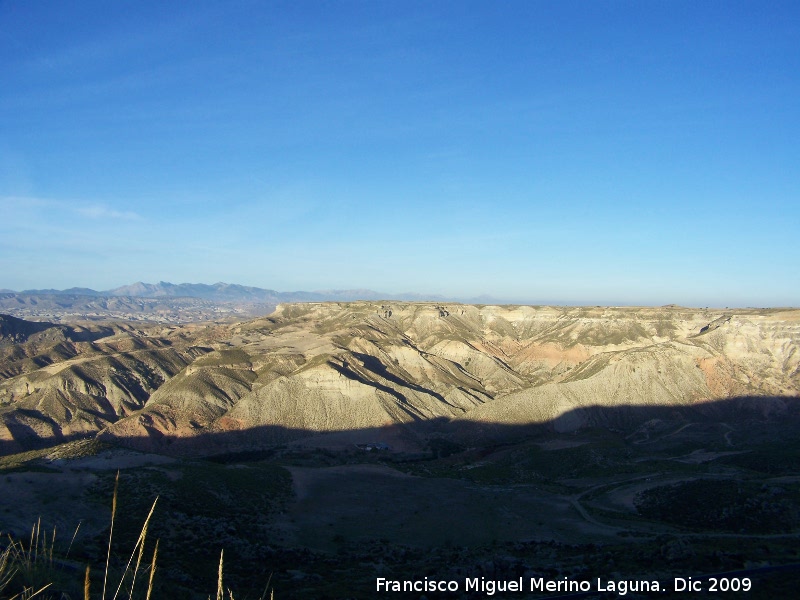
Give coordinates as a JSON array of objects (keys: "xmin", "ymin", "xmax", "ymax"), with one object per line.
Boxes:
[{"xmin": 635, "ymin": 479, "xmax": 800, "ymax": 534}]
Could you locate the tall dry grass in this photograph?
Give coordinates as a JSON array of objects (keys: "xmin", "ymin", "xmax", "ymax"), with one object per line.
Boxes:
[
  {"xmin": 0, "ymin": 470, "xmax": 273, "ymax": 599},
  {"xmin": 0, "ymin": 518, "xmax": 57, "ymax": 599}
]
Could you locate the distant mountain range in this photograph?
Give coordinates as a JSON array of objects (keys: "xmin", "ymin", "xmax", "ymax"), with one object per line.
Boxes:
[
  {"xmin": 4, "ymin": 281, "xmax": 473, "ymax": 304},
  {"xmin": 0, "ymin": 282, "xmax": 509, "ymax": 324}
]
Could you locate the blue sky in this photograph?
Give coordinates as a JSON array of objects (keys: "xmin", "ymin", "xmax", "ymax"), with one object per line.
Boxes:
[{"xmin": 1, "ymin": 0, "xmax": 798, "ymax": 306}]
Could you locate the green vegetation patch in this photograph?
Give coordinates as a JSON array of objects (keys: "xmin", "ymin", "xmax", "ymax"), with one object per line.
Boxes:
[
  {"xmin": 717, "ymin": 444, "xmax": 800, "ymax": 476},
  {"xmin": 192, "ymin": 347, "xmax": 252, "ymax": 368},
  {"xmin": 561, "ymin": 355, "xmax": 611, "ymax": 382},
  {"xmin": 294, "ymin": 352, "xmax": 335, "ymax": 373},
  {"xmin": 0, "ymin": 439, "xmax": 106, "ymax": 471},
  {"xmin": 406, "ymin": 432, "xmax": 651, "ymax": 485},
  {"xmin": 635, "ymin": 479, "xmax": 800, "ymax": 534}
]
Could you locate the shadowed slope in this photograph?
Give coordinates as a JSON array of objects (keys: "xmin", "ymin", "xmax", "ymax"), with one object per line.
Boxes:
[{"xmin": 0, "ymin": 303, "xmax": 798, "ymax": 455}]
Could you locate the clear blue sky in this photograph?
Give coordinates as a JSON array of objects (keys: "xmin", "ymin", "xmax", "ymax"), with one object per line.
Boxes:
[{"xmin": 1, "ymin": 0, "xmax": 798, "ymax": 306}]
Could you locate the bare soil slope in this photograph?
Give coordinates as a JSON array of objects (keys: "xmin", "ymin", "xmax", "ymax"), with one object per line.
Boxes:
[{"xmin": 1, "ymin": 303, "xmax": 798, "ymax": 454}]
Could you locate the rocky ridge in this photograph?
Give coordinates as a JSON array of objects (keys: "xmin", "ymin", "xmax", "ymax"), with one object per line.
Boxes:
[{"xmin": 1, "ymin": 303, "xmax": 798, "ymax": 455}]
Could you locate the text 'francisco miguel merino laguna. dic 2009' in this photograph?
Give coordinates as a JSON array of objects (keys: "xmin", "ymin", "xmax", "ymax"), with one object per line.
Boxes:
[{"xmin": 376, "ymin": 575, "xmax": 753, "ymax": 595}]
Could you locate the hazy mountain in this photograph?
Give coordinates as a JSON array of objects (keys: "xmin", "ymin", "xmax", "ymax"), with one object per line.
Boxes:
[
  {"xmin": 0, "ymin": 282, "xmax": 484, "ymax": 323},
  {"xmin": 15, "ymin": 281, "xmax": 282, "ymax": 302},
  {"xmin": 105, "ymin": 281, "xmax": 280, "ymax": 301},
  {"xmin": 11, "ymin": 281, "xmax": 463, "ymax": 303}
]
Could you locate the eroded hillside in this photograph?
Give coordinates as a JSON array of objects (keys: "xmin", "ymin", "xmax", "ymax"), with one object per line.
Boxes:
[{"xmin": 1, "ymin": 303, "xmax": 798, "ymax": 454}]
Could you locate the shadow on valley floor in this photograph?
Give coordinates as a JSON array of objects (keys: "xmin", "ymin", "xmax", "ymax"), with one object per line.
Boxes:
[
  {"xmin": 2, "ymin": 395, "xmax": 800, "ymax": 600},
  {"xmin": 2, "ymin": 394, "xmax": 799, "ymax": 458}
]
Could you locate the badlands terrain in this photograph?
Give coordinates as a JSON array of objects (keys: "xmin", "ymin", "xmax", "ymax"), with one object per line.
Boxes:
[
  {"xmin": 1, "ymin": 302, "xmax": 798, "ymax": 454},
  {"xmin": 1, "ymin": 302, "xmax": 799, "ymax": 598}
]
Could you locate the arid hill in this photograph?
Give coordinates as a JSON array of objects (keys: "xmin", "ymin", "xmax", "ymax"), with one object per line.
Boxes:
[{"xmin": 1, "ymin": 303, "xmax": 798, "ymax": 455}]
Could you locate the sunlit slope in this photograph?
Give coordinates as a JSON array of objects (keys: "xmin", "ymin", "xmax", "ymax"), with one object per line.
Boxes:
[
  {"xmin": 455, "ymin": 307, "xmax": 800, "ymax": 430},
  {"xmin": 101, "ymin": 308, "xmax": 489, "ymax": 445},
  {"xmin": 0, "ymin": 325, "xmax": 207, "ymax": 449},
  {"xmin": 1, "ymin": 303, "xmax": 798, "ymax": 452}
]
